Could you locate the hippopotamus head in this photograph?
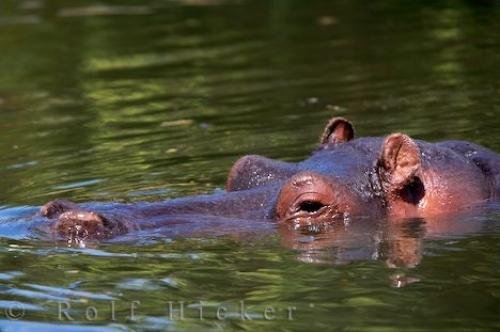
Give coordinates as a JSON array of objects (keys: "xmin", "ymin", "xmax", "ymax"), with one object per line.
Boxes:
[
  {"xmin": 39, "ymin": 116, "xmax": 498, "ymax": 245},
  {"xmin": 227, "ymin": 117, "xmax": 496, "ymax": 222}
]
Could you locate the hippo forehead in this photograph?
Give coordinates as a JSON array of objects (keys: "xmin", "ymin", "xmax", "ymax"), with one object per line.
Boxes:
[
  {"xmin": 226, "ymin": 137, "xmax": 386, "ymax": 192},
  {"xmin": 299, "ymin": 137, "xmax": 384, "ymax": 176}
]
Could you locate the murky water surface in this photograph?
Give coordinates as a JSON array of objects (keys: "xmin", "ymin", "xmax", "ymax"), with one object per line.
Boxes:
[{"xmin": 0, "ymin": 0, "xmax": 499, "ymax": 330}]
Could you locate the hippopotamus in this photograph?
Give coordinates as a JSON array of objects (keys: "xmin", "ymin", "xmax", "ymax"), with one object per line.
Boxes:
[{"xmin": 37, "ymin": 117, "xmax": 499, "ymax": 246}]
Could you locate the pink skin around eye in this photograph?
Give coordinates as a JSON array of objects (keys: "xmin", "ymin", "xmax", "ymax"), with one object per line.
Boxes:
[{"xmin": 276, "ymin": 172, "xmax": 363, "ymax": 222}]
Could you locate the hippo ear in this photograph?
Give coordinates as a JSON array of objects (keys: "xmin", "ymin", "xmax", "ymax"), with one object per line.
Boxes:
[
  {"xmin": 377, "ymin": 133, "xmax": 422, "ymax": 192},
  {"xmin": 320, "ymin": 117, "xmax": 355, "ymax": 145}
]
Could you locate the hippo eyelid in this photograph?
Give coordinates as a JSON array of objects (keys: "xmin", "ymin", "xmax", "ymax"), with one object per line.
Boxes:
[
  {"xmin": 295, "ymin": 200, "xmax": 328, "ymax": 214},
  {"xmin": 289, "ymin": 191, "xmax": 339, "ymax": 217}
]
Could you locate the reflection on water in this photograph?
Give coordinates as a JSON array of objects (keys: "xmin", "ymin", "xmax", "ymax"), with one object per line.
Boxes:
[{"xmin": 0, "ymin": 0, "xmax": 499, "ymax": 330}]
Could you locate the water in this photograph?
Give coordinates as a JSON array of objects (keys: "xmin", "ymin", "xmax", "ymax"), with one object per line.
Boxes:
[{"xmin": 0, "ymin": 0, "xmax": 499, "ymax": 330}]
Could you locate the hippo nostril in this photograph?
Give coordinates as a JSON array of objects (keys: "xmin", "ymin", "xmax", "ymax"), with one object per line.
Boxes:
[{"xmin": 297, "ymin": 200, "xmax": 325, "ymax": 213}]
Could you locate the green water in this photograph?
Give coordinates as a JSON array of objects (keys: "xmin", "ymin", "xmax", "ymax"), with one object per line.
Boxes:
[{"xmin": 0, "ymin": 0, "xmax": 499, "ymax": 330}]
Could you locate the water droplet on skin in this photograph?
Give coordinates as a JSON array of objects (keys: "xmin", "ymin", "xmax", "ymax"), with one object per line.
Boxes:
[{"xmin": 343, "ymin": 212, "xmax": 351, "ymax": 226}]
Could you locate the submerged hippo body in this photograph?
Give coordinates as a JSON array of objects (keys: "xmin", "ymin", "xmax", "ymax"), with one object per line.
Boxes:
[{"xmin": 39, "ymin": 117, "xmax": 500, "ymax": 244}]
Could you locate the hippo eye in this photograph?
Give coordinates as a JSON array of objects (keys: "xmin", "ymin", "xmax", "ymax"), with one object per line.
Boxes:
[
  {"xmin": 295, "ymin": 200, "xmax": 326, "ymax": 214},
  {"xmin": 276, "ymin": 172, "xmax": 339, "ymax": 221}
]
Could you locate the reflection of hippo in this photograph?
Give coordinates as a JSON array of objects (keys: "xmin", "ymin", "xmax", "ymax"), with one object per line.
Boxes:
[{"xmin": 39, "ymin": 117, "xmax": 499, "ymax": 246}]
